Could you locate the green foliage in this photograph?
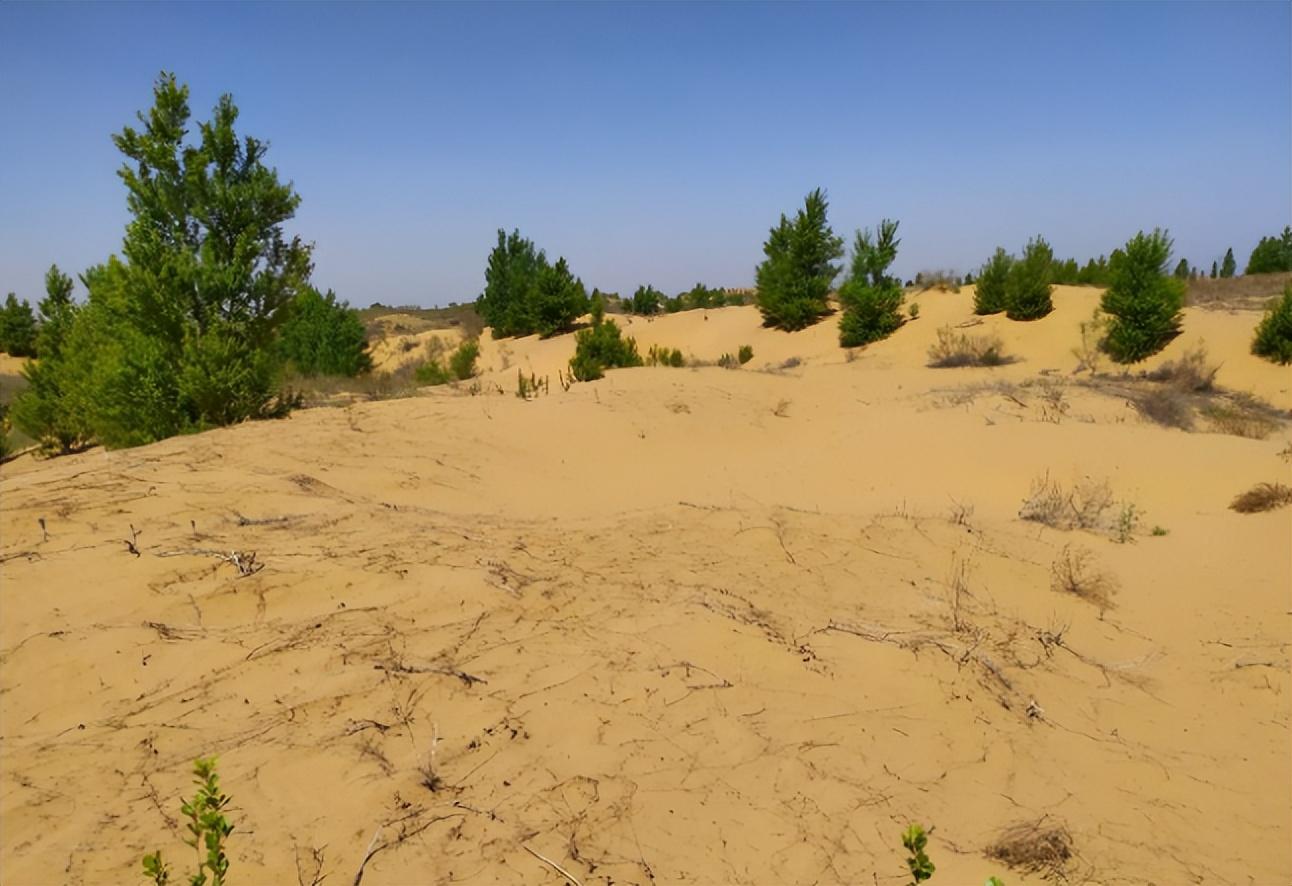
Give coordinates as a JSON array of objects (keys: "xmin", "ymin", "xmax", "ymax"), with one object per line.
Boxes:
[
  {"xmin": 569, "ymin": 318, "xmax": 642, "ymax": 381},
  {"xmin": 838, "ymin": 219, "xmax": 904, "ymax": 347},
  {"xmin": 13, "ymin": 266, "xmax": 91, "ymax": 452},
  {"xmin": 974, "ymin": 248, "xmax": 1013, "ymax": 314},
  {"xmin": 415, "ymin": 359, "xmax": 452, "ymax": 386},
  {"xmin": 908, "ymin": 301, "xmax": 920, "ymax": 319},
  {"xmin": 1172, "ymin": 259, "xmax": 1190, "ymax": 279},
  {"xmin": 1251, "ymin": 284, "xmax": 1292, "ymax": 365},
  {"xmin": 1220, "ymin": 247, "xmax": 1236, "ymax": 278},
  {"xmin": 449, "ymin": 339, "xmax": 480, "ymax": 379},
  {"xmin": 476, "ymin": 230, "xmax": 587, "ymax": 338},
  {"xmin": 902, "ymin": 824, "xmax": 935, "ymax": 884},
  {"xmin": 277, "ymin": 287, "xmax": 372, "ymax": 377},
  {"xmin": 630, "ymin": 285, "xmax": 664, "ymax": 315},
  {"xmin": 1004, "ymin": 236, "xmax": 1054, "ymax": 320},
  {"xmin": 0, "ymin": 293, "xmax": 37, "ymax": 357},
  {"xmin": 1101, "ymin": 229, "xmax": 1186, "ymax": 363},
  {"xmin": 683, "ymin": 283, "xmax": 725, "ymax": 310},
  {"xmin": 0, "ymin": 402, "xmax": 11, "ymax": 461},
  {"xmin": 663, "ymin": 295, "xmax": 684, "ymax": 313},
  {"xmin": 589, "ymin": 290, "xmax": 606, "ymax": 326},
  {"xmin": 143, "ymin": 757, "xmax": 233, "ymax": 886},
  {"xmin": 1210, "ymin": 260, "xmax": 1218, "ymax": 279},
  {"xmin": 755, "ymin": 188, "xmax": 844, "ymax": 330},
  {"xmin": 1076, "ymin": 255, "xmax": 1111, "ymax": 286},
  {"xmin": 738, "ymin": 344, "xmax": 754, "ymax": 364},
  {"xmin": 646, "ymin": 344, "xmax": 685, "ymax": 367},
  {"xmin": 1245, "ymin": 227, "xmax": 1292, "ymax": 274}
]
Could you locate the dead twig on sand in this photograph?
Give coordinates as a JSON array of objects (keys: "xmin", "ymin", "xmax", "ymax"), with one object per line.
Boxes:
[
  {"xmin": 157, "ymin": 548, "xmax": 264, "ymax": 576},
  {"xmin": 124, "ymin": 524, "xmax": 142, "ymax": 557},
  {"xmin": 523, "ymin": 844, "xmax": 584, "ymax": 886},
  {"xmin": 374, "ymin": 661, "xmax": 487, "ymax": 686}
]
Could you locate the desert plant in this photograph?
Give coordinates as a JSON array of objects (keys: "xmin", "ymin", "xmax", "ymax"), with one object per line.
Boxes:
[
  {"xmin": 645, "ymin": 344, "xmax": 685, "ymax": 367},
  {"xmin": 1101, "ymin": 229, "xmax": 1186, "ymax": 363},
  {"xmin": 974, "ymin": 248, "xmax": 1014, "ymax": 315},
  {"xmin": 142, "ymin": 757, "xmax": 234, "ymax": 886},
  {"xmin": 414, "ymin": 357, "xmax": 452, "ymax": 386},
  {"xmin": 838, "ymin": 219, "xmax": 904, "ymax": 347},
  {"xmin": 532, "ymin": 257, "xmax": 589, "ymax": 338},
  {"xmin": 1144, "ymin": 344, "xmax": 1218, "ymax": 391},
  {"xmin": 1245, "ymin": 227, "xmax": 1292, "ymax": 274},
  {"xmin": 1071, "ymin": 308, "xmax": 1108, "ymax": 374},
  {"xmin": 569, "ymin": 318, "xmax": 642, "ymax": 381},
  {"xmin": 902, "ymin": 824, "xmax": 935, "ymax": 884},
  {"xmin": 908, "ymin": 301, "xmax": 920, "ymax": 319},
  {"xmin": 0, "ymin": 293, "xmax": 37, "ymax": 357},
  {"xmin": 1004, "ymin": 236, "xmax": 1054, "ymax": 320},
  {"xmin": 448, "ymin": 339, "xmax": 480, "ymax": 380},
  {"xmin": 755, "ymin": 188, "xmax": 844, "ymax": 330},
  {"xmin": 1020, "ymin": 474, "xmax": 1121, "ymax": 534},
  {"xmin": 1050, "ymin": 544, "xmax": 1117, "ymax": 610},
  {"xmin": 717, "ymin": 352, "xmax": 739, "ymax": 369},
  {"xmin": 927, "ymin": 326, "xmax": 1010, "ymax": 368},
  {"xmin": 1131, "ymin": 385, "xmax": 1193, "ymax": 430},
  {"xmin": 1251, "ymin": 284, "xmax": 1292, "ymax": 364},
  {"xmin": 985, "ymin": 819, "xmax": 1072, "ymax": 880},
  {"xmin": 1230, "ymin": 482, "xmax": 1292, "ymax": 513},
  {"xmin": 277, "ymin": 286, "xmax": 372, "ymax": 377},
  {"xmin": 738, "ymin": 344, "xmax": 754, "ymax": 365}
]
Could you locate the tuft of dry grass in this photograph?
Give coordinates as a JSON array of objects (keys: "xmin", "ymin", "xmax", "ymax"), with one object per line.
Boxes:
[
  {"xmin": 927, "ymin": 326, "xmax": 1013, "ymax": 368},
  {"xmin": 1131, "ymin": 385, "xmax": 1194, "ymax": 430},
  {"xmin": 1201, "ymin": 398, "xmax": 1280, "ymax": 439},
  {"xmin": 1020, "ymin": 474, "xmax": 1115, "ymax": 532},
  {"xmin": 1050, "ymin": 545, "xmax": 1117, "ymax": 610},
  {"xmin": 985, "ymin": 818, "xmax": 1074, "ymax": 879},
  {"xmin": 1230, "ymin": 482, "xmax": 1292, "ymax": 514},
  {"xmin": 1145, "ymin": 344, "xmax": 1219, "ymax": 392}
]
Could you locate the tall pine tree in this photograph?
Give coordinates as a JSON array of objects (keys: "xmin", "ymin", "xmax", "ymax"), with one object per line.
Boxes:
[{"xmin": 755, "ymin": 189, "xmax": 844, "ymax": 330}]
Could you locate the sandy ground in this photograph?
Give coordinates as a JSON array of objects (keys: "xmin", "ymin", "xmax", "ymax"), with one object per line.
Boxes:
[{"xmin": 2, "ymin": 286, "xmax": 1290, "ymax": 885}]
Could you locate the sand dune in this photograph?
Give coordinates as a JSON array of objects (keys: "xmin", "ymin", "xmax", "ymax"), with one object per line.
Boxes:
[{"xmin": 2, "ymin": 287, "xmax": 1289, "ymax": 885}]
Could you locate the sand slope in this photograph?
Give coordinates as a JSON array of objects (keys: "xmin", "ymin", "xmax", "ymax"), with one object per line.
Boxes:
[{"xmin": 2, "ymin": 287, "xmax": 1289, "ymax": 885}]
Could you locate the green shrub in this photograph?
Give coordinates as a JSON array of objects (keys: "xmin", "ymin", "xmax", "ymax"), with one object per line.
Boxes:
[
  {"xmin": 684, "ymin": 283, "xmax": 724, "ymax": 310},
  {"xmin": 12, "ymin": 265, "xmax": 89, "ymax": 453},
  {"xmin": 631, "ymin": 285, "xmax": 664, "ymax": 315},
  {"xmin": 449, "ymin": 338, "xmax": 480, "ymax": 379},
  {"xmin": 1004, "ymin": 236, "xmax": 1054, "ymax": 320},
  {"xmin": 1245, "ymin": 227, "xmax": 1292, "ymax": 274},
  {"xmin": 0, "ymin": 293, "xmax": 37, "ymax": 357},
  {"xmin": 717, "ymin": 352, "xmax": 739, "ymax": 369},
  {"xmin": 974, "ymin": 248, "xmax": 1013, "ymax": 315},
  {"xmin": 646, "ymin": 344, "xmax": 685, "ymax": 367},
  {"xmin": 277, "ymin": 286, "xmax": 372, "ymax": 376},
  {"xmin": 143, "ymin": 757, "xmax": 233, "ymax": 886},
  {"xmin": 569, "ymin": 319, "xmax": 642, "ymax": 381},
  {"xmin": 755, "ymin": 188, "xmax": 844, "ymax": 330},
  {"xmin": 415, "ymin": 359, "xmax": 452, "ymax": 386},
  {"xmin": 1101, "ymin": 229, "xmax": 1186, "ymax": 363},
  {"xmin": 1251, "ymin": 284, "xmax": 1292, "ymax": 364},
  {"xmin": 738, "ymin": 344, "xmax": 754, "ymax": 364},
  {"xmin": 838, "ymin": 219, "xmax": 904, "ymax": 347}
]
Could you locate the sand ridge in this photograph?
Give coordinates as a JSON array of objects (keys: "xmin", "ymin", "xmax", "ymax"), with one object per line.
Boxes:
[{"xmin": 1, "ymin": 287, "xmax": 1290, "ymax": 884}]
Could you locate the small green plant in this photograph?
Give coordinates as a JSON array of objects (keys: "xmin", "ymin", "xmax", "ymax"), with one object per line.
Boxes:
[
  {"xmin": 516, "ymin": 369, "xmax": 548, "ymax": 399},
  {"xmin": 1102, "ymin": 229, "xmax": 1186, "ymax": 363},
  {"xmin": 838, "ymin": 219, "xmax": 905, "ymax": 347},
  {"xmin": 448, "ymin": 339, "xmax": 480, "ymax": 380},
  {"xmin": 143, "ymin": 757, "xmax": 233, "ymax": 886},
  {"xmin": 569, "ymin": 319, "xmax": 642, "ymax": 381},
  {"xmin": 645, "ymin": 344, "xmax": 685, "ymax": 367},
  {"xmin": 974, "ymin": 248, "xmax": 1013, "ymax": 315},
  {"xmin": 1251, "ymin": 284, "xmax": 1292, "ymax": 365},
  {"xmin": 908, "ymin": 301, "xmax": 920, "ymax": 320},
  {"xmin": 1115, "ymin": 502, "xmax": 1140, "ymax": 543},
  {"xmin": 414, "ymin": 359, "xmax": 452, "ymax": 386},
  {"xmin": 717, "ymin": 352, "xmax": 739, "ymax": 369},
  {"xmin": 902, "ymin": 824, "xmax": 935, "ymax": 884},
  {"xmin": 738, "ymin": 344, "xmax": 754, "ymax": 364},
  {"xmin": 1151, "ymin": 525, "xmax": 1169, "ymax": 536}
]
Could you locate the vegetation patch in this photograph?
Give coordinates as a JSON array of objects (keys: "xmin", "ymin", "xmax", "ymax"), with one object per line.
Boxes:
[
  {"xmin": 927, "ymin": 326, "xmax": 1012, "ymax": 368},
  {"xmin": 985, "ymin": 818, "xmax": 1074, "ymax": 880},
  {"xmin": 1230, "ymin": 482, "xmax": 1292, "ymax": 514}
]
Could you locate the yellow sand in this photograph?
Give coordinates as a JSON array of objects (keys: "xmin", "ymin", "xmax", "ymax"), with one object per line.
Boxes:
[{"xmin": 2, "ymin": 286, "xmax": 1289, "ymax": 885}]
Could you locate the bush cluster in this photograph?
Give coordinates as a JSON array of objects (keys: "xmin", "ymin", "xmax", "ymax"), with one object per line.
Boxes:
[
  {"xmin": 974, "ymin": 238, "xmax": 1054, "ymax": 320},
  {"xmin": 476, "ymin": 230, "xmax": 588, "ymax": 338},
  {"xmin": 1100, "ymin": 229, "xmax": 1185, "ymax": 363},
  {"xmin": 1251, "ymin": 284, "xmax": 1292, "ymax": 364},
  {"xmin": 569, "ymin": 317, "xmax": 642, "ymax": 381}
]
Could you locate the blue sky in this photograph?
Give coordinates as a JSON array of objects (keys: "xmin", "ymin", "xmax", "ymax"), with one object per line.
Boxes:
[{"xmin": 2, "ymin": 2, "xmax": 1289, "ymax": 307}]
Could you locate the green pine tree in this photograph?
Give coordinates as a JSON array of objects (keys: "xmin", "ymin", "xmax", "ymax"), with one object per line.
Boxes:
[
  {"xmin": 755, "ymin": 189, "xmax": 844, "ymax": 330},
  {"xmin": 1251, "ymin": 284, "xmax": 1292, "ymax": 364},
  {"xmin": 1172, "ymin": 258, "xmax": 1190, "ymax": 279},
  {"xmin": 12, "ymin": 265, "xmax": 90, "ymax": 453},
  {"xmin": 477, "ymin": 229, "xmax": 545, "ymax": 337},
  {"xmin": 838, "ymin": 219, "xmax": 904, "ymax": 347},
  {"xmin": 0, "ymin": 293, "xmax": 37, "ymax": 357},
  {"xmin": 1245, "ymin": 227, "xmax": 1292, "ymax": 274},
  {"xmin": 974, "ymin": 248, "xmax": 1013, "ymax": 314},
  {"xmin": 1101, "ymin": 229, "xmax": 1186, "ymax": 363},
  {"xmin": 1004, "ymin": 236, "xmax": 1055, "ymax": 320},
  {"xmin": 1220, "ymin": 247, "xmax": 1236, "ymax": 278},
  {"xmin": 277, "ymin": 287, "xmax": 372, "ymax": 376}
]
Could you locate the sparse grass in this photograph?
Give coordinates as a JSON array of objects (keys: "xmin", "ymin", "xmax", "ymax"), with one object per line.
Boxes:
[
  {"xmin": 717, "ymin": 352, "xmax": 740, "ymax": 369},
  {"xmin": 1020, "ymin": 474, "xmax": 1130, "ymax": 540},
  {"xmin": 1230, "ymin": 482, "xmax": 1292, "ymax": 513},
  {"xmin": 1144, "ymin": 344, "xmax": 1218, "ymax": 392},
  {"xmin": 985, "ymin": 818, "xmax": 1073, "ymax": 880},
  {"xmin": 1131, "ymin": 385, "xmax": 1193, "ymax": 430},
  {"xmin": 1186, "ymin": 270, "xmax": 1292, "ymax": 312},
  {"xmin": 1050, "ymin": 545, "xmax": 1118, "ymax": 610},
  {"xmin": 1071, "ymin": 308, "xmax": 1108, "ymax": 374},
  {"xmin": 927, "ymin": 326, "xmax": 1012, "ymax": 368},
  {"xmin": 1201, "ymin": 398, "xmax": 1280, "ymax": 439}
]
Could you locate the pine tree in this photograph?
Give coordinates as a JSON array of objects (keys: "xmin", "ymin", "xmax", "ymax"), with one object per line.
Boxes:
[
  {"xmin": 1172, "ymin": 258, "xmax": 1190, "ymax": 279},
  {"xmin": 1210, "ymin": 261, "xmax": 1218, "ymax": 279},
  {"xmin": 1101, "ymin": 229, "xmax": 1186, "ymax": 363},
  {"xmin": 477, "ymin": 229, "xmax": 545, "ymax": 337},
  {"xmin": 1251, "ymin": 284, "xmax": 1292, "ymax": 364},
  {"xmin": 755, "ymin": 189, "xmax": 844, "ymax": 330},
  {"xmin": 1220, "ymin": 248, "xmax": 1236, "ymax": 278},
  {"xmin": 277, "ymin": 286, "xmax": 372, "ymax": 376},
  {"xmin": 1004, "ymin": 236, "xmax": 1054, "ymax": 320},
  {"xmin": 630, "ymin": 285, "xmax": 663, "ymax": 315},
  {"xmin": 838, "ymin": 219, "xmax": 904, "ymax": 347},
  {"xmin": 0, "ymin": 294, "xmax": 37, "ymax": 357},
  {"xmin": 12, "ymin": 265, "xmax": 91, "ymax": 453},
  {"xmin": 1245, "ymin": 227, "xmax": 1292, "ymax": 274},
  {"xmin": 974, "ymin": 248, "xmax": 1013, "ymax": 314},
  {"xmin": 531, "ymin": 257, "xmax": 588, "ymax": 338}
]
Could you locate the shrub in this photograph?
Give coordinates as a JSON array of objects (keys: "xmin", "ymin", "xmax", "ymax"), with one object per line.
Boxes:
[
  {"xmin": 986, "ymin": 819, "xmax": 1073, "ymax": 880},
  {"xmin": 1245, "ymin": 226, "xmax": 1292, "ymax": 274},
  {"xmin": 684, "ymin": 283, "xmax": 724, "ymax": 310},
  {"xmin": 12, "ymin": 265, "xmax": 89, "ymax": 453},
  {"xmin": 755, "ymin": 188, "xmax": 844, "ymax": 330},
  {"xmin": 908, "ymin": 301, "xmax": 920, "ymax": 320},
  {"xmin": 1050, "ymin": 544, "xmax": 1117, "ymax": 610},
  {"xmin": 0, "ymin": 402, "xmax": 11, "ymax": 461},
  {"xmin": 1230, "ymin": 482, "xmax": 1292, "ymax": 513},
  {"xmin": 143, "ymin": 757, "xmax": 234, "ymax": 886},
  {"xmin": 974, "ymin": 248, "xmax": 1013, "ymax": 314},
  {"xmin": 414, "ymin": 359, "xmax": 452, "ymax": 386},
  {"xmin": 1144, "ymin": 344, "xmax": 1218, "ymax": 391},
  {"xmin": 927, "ymin": 326, "xmax": 1009, "ymax": 367},
  {"xmin": 0, "ymin": 293, "xmax": 37, "ymax": 357},
  {"xmin": 838, "ymin": 219, "xmax": 904, "ymax": 347},
  {"xmin": 1004, "ymin": 236, "xmax": 1054, "ymax": 320},
  {"xmin": 646, "ymin": 345, "xmax": 685, "ymax": 367},
  {"xmin": 1071, "ymin": 308, "xmax": 1108, "ymax": 374},
  {"xmin": 277, "ymin": 286, "xmax": 372, "ymax": 376},
  {"xmin": 569, "ymin": 319, "xmax": 642, "ymax": 381},
  {"xmin": 1101, "ymin": 229, "xmax": 1186, "ymax": 363},
  {"xmin": 737, "ymin": 344, "xmax": 754, "ymax": 365},
  {"xmin": 448, "ymin": 339, "xmax": 480, "ymax": 380},
  {"xmin": 630, "ymin": 285, "xmax": 664, "ymax": 315},
  {"xmin": 1251, "ymin": 284, "xmax": 1292, "ymax": 364}
]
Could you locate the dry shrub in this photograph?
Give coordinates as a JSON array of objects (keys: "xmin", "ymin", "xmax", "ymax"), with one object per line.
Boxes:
[
  {"xmin": 1020, "ymin": 475, "xmax": 1116, "ymax": 532},
  {"xmin": 1202, "ymin": 398, "xmax": 1279, "ymax": 439},
  {"xmin": 927, "ymin": 326, "xmax": 1012, "ymax": 368},
  {"xmin": 986, "ymin": 819, "xmax": 1074, "ymax": 879},
  {"xmin": 1230, "ymin": 482, "xmax": 1292, "ymax": 513},
  {"xmin": 1071, "ymin": 308, "xmax": 1108, "ymax": 374},
  {"xmin": 1145, "ymin": 344, "xmax": 1218, "ymax": 392},
  {"xmin": 1131, "ymin": 385, "xmax": 1193, "ymax": 430},
  {"xmin": 1050, "ymin": 545, "xmax": 1117, "ymax": 610}
]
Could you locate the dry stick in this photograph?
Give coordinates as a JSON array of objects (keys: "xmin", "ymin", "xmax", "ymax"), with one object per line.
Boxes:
[
  {"xmin": 522, "ymin": 844, "xmax": 584, "ymax": 886},
  {"xmin": 351, "ymin": 827, "xmax": 383, "ymax": 886}
]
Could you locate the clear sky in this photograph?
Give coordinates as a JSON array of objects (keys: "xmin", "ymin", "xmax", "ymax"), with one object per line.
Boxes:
[{"xmin": 2, "ymin": 2, "xmax": 1289, "ymax": 307}]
